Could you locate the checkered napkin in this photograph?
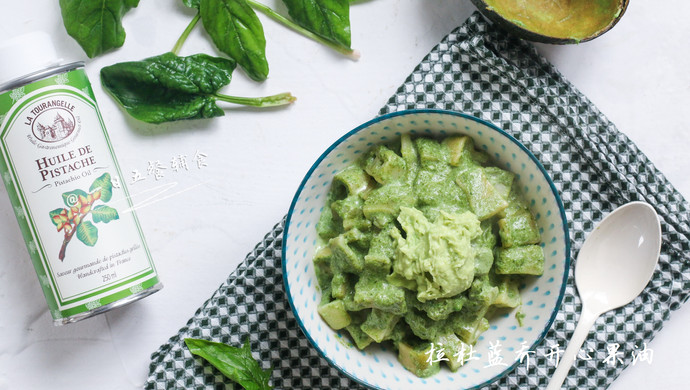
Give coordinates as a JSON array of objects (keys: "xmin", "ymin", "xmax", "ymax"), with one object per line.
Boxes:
[{"xmin": 146, "ymin": 12, "xmax": 690, "ymax": 390}]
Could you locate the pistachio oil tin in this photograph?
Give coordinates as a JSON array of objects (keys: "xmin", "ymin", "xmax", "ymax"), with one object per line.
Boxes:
[{"xmin": 0, "ymin": 32, "xmax": 162, "ymax": 325}]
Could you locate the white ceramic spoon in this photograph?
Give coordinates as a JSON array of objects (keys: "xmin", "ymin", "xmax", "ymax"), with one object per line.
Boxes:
[{"xmin": 546, "ymin": 201, "xmax": 662, "ymax": 390}]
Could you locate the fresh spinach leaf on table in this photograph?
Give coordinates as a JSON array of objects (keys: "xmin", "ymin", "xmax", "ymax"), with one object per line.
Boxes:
[
  {"xmin": 185, "ymin": 338, "xmax": 273, "ymax": 390},
  {"xmin": 100, "ymin": 53, "xmax": 294, "ymax": 123},
  {"xmin": 200, "ymin": 0, "xmax": 269, "ymax": 82},
  {"xmin": 182, "ymin": 0, "xmax": 201, "ymax": 8},
  {"xmin": 56, "ymin": 0, "xmax": 360, "ymax": 124},
  {"xmin": 281, "ymin": 0, "xmax": 351, "ymax": 51},
  {"xmin": 59, "ymin": 0, "xmax": 140, "ymax": 58}
]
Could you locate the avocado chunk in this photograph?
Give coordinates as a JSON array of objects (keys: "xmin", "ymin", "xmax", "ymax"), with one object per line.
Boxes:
[
  {"xmin": 361, "ymin": 309, "xmax": 401, "ymax": 343},
  {"xmin": 456, "ymin": 167, "xmax": 509, "ymax": 221},
  {"xmin": 435, "ymin": 333, "xmax": 472, "ymax": 372},
  {"xmin": 398, "ymin": 342, "xmax": 441, "ymax": 378},
  {"xmin": 346, "ymin": 322, "xmax": 374, "ymax": 350},
  {"xmin": 498, "ymin": 209, "xmax": 541, "ymax": 248},
  {"xmin": 490, "ymin": 273, "xmax": 522, "ymax": 309},
  {"xmin": 318, "ymin": 300, "xmax": 351, "ymax": 330},
  {"xmin": 496, "ymin": 245, "xmax": 545, "ymax": 276}
]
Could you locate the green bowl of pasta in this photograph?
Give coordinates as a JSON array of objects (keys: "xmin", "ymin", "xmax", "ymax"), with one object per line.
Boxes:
[{"xmin": 283, "ymin": 109, "xmax": 569, "ymax": 389}]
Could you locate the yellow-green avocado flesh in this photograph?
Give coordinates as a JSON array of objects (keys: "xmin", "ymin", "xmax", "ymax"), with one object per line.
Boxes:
[{"xmin": 484, "ymin": 0, "xmax": 623, "ymax": 41}]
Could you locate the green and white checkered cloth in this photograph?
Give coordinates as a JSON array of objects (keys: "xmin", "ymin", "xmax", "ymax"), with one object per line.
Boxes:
[{"xmin": 145, "ymin": 13, "xmax": 690, "ymax": 389}]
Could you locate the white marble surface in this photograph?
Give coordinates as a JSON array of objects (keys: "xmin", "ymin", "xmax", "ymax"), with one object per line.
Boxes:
[{"xmin": 0, "ymin": 1, "xmax": 688, "ymax": 389}]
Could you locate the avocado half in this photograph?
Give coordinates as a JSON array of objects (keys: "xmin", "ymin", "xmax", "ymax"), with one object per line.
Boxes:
[{"xmin": 470, "ymin": 0, "xmax": 629, "ymax": 44}]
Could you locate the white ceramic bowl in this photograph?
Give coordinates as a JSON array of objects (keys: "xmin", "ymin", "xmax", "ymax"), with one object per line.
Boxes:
[{"xmin": 283, "ymin": 109, "xmax": 569, "ymax": 389}]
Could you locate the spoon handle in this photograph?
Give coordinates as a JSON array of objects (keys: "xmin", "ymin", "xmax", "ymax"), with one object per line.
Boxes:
[{"xmin": 545, "ymin": 307, "xmax": 600, "ymax": 390}]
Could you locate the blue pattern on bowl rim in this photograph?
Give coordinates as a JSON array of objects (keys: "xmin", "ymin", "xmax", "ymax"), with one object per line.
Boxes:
[{"xmin": 283, "ymin": 109, "xmax": 570, "ymax": 389}]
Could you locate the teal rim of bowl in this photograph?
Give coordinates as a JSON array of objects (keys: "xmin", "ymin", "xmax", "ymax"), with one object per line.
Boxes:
[{"xmin": 282, "ymin": 108, "xmax": 571, "ymax": 390}]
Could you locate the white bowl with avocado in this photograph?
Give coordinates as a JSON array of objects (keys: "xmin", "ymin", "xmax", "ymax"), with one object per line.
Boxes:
[{"xmin": 283, "ymin": 109, "xmax": 569, "ymax": 389}]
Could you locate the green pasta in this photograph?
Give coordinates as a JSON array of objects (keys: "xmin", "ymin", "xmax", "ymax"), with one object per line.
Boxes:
[{"xmin": 313, "ymin": 134, "xmax": 545, "ymax": 377}]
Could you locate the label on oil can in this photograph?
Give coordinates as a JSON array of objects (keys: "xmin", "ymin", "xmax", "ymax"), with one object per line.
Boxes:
[{"xmin": 0, "ymin": 68, "xmax": 159, "ymax": 322}]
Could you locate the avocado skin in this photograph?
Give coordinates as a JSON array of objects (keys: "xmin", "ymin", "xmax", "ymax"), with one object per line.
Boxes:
[{"xmin": 469, "ymin": 0, "xmax": 629, "ymax": 44}]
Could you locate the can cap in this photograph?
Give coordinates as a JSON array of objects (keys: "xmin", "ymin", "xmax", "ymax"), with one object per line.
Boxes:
[{"xmin": 0, "ymin": 31, "xmax": 61, "ymax": 87}]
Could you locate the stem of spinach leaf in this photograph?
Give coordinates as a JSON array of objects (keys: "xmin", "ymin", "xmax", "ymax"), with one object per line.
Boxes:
[
  {"xmin": 245, "ymin": 0, "xmax": 360, "ymax": 60},
  {"xmin": 214, "ymin": 92, "xmax": 296, "ymax": 107},
  {"xmin": 172, "ymin": 12, "xmax": 201, "ymax": 55}
]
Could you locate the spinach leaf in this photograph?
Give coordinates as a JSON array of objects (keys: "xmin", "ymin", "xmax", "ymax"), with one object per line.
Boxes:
[
  {"xmin": 185, "ymin": 338, "xmax": 272, "ymax": 390},
  {"xmin": 281, "ymin": 0, "xmax": 351, "ymax": 50},
  {"xmin": 200, "ymin": 0, "xmax": 269, "ymax": 82},
  {"xmin": 101, "ymin": 53, "xmax": 294, "ymax": 123},
  {"xmin": 100, "ymin": 53, "xmax": 236, "ymax": 123},
  {"xmin": 182, "ymin": 0, "xmax": 201, "ymax": 8},
  {"xmin": 59, "ymin": 0, "xmax": 140, "ymax": 58}
]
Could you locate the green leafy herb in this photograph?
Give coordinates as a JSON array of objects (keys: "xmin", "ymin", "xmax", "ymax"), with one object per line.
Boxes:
[
  {"xmin": 246, "ymin": 0, "xmax": 358, "ymax": 58},
  {"xmin": 185, "ymin": 338, "xmax": 272, "ymax": 390},
  {"xmin": 200, "ymin": 0, "xmax": 269, "ymax": 82},
  {"xmin": 100, "ymin": 52, "xmax": 294, "ymax": 123},
  {"xmin": 281, "ymin": 0, "xmax": 351, "ymax": 50},
  {"xmin": 182, "ymin": 0, "xmax": 201, "ymax": 8},
  {"xmin": 59, "ymin": 0, "xmax": 140, "ymax": 58}
]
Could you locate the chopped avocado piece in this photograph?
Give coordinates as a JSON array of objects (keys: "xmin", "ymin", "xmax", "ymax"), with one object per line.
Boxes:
[
  {"xmin": 474, "ymin": 247, "xmax": 494, "ymax": 275},
  {"xmin": 473, "ymin": 219, "xmax": 497, "ymax": 275},
  {"xmin": 495, "ymin": 245, "xmax": 545, "ymax": 275},
  {"xmin": 444, "ymin": 136, "xmax": 472, "ymax": 167},
  {"xmin": 400, "ymin": 134, "xmax": 419, "ymax": 184},
  {"xmin": 361, "ymin": 309, "xmax": 401, "ymax": 343},
  {"xmin": 499, "ymin": 184, "xmax": 531, "ymax": 218},
  {"xmin": 346, "ymin": 322, "xmax": 374, "ymax": 350},
  {"xmin": 435, "ymin": 333, "xmax": 472, "ymax": 372},
  {"xmin": 443, "ymin": 136, "xmax": 489, "ymax": 167},
  {"xmin": 341, "ymin": 287, "xmax": 369, "ymax": 312},
  {"xmin": 490, "ymin": 274, "xmax": 522, "ymax": 308},
  {"xmin": 454, "ymin": 315, "xmax": 490, "ymax": 345},
  {"xmin": 398, "ymin": 342, "xmax": 441, "ymax": 378},
  {"xmin": 498, "ymin": 209, "xmax": 541, "ymax": 248},
  {"xmin": 330, "ymin": 271, "xmax": 351, "ymax": 300},
  {"xmin": 318, "ymin": 300, "xmax": 351, "ymax": 330},
  {"xmin": 484, "ymin": 166, "xmax": 514, "ymax": 199},
  {"xmin": 457, "ymin": 167, "xmax": 509, "ymax": 220}
]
